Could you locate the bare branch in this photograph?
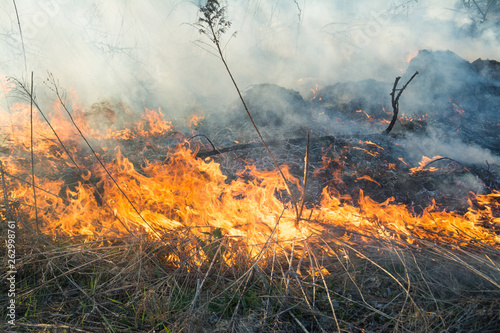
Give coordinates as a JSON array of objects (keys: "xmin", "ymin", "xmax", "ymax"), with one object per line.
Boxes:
[{"xmin": 384, "ymin": 71, "xmax": 418, "ymax": 135}]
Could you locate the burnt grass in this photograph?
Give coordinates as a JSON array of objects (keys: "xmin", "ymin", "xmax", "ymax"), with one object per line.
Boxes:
[{"xmin": 1, "ymin": 49, "xmax": 500, "ymax": 332}]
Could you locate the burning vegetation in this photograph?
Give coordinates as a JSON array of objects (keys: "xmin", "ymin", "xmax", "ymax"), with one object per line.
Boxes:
[{"xmin": 1, "ymin": 1, "xmax": 500, "ymax": 332}]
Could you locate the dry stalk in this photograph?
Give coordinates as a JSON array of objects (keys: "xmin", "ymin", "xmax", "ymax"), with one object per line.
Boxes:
[
  {"xmin": 330, "ymin": 241, "xmax": 394, "ymax": 321},
  {"xmin": 0, "ymin": 160, "xmax": 14, "ymax": 221},
  {"xmin": 289, "ymin": 311, "xmax": 310, "ymax": 333},
  {"xmin": 12, "ymin": 78, "xmax": 133, "ymax": 235},
  {"xmin": 29, "ymin": 72, "xmax": 39, "ymax": 233},
  {"xmin": 304, "ymin": 242, "xmax": 316, "ymax": 308},
  {"xmin": 15, "ymin": 323, "xmax": 93, "ymax": 333},
  {"xmin": 189, "ymin": 239, "xmax": 224, "ymax": 314},
  {"xmin": 297, "ymin": 132, "xmax": 310, "ymax": 227},
  {"xmin": 229, "ymin": 263, "xmax": 254, "ymax": 325},
  {"xmin": 335, "ymin": 240, "xmax": 420, "ymax": 313},
  {"xmin": 18, "ymin": 252, "xmax": 117, "ymax": 299},
  {"xmin": 392, "ymin": 247, "xmax": 425, "ymax": 331},
  {"xmin": 196, "ymin": 0, "xmax": 299, "ymax": 220},
  {"xmin": 12, "ymin": 0, "xmax": 27, "ymax": 73},
  {"xmin": 436, "ymin": 246, "xmax": 500, "ymax": 289},
  {"xmin": 293, "ymin": 272, "xmax": 327, "ymax": 333},
  {"xmin": 48, "ymin": 77, "xmax": 151, "ymax": 237},
  {"xmin": 210, "ymin": 208, "xmax": 286, "ymax": 304},
  {"xmin": 309, "ymin": 239, "xmax": 341, "ymax": 331},
  {"xmin": 409, "ymin": 250, "xmax": 446, "ymax": 329}
]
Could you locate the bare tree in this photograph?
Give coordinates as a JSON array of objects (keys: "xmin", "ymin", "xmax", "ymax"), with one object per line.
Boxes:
[{"xmin": 463, "ymin": 0, "xmax": 500, "ymax": 22}]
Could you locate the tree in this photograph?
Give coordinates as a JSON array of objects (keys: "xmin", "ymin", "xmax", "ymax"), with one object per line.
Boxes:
[{"xmin": 462, "ymin": 0, "xmax": 500, "ymax": 22}]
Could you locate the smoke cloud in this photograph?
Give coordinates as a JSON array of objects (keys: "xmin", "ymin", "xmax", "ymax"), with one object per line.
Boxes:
[{"xmin": 0, "ymin": 0, "xmax": 498, "ymax": 113}]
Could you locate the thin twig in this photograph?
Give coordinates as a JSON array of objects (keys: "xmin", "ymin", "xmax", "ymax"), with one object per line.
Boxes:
[
  {"xmin": 50, "ymin": 78, "xmax": 161, "ymax": 238},
  {"xmin": 195, "ymin": 135, "xmax": 336, "ymax": 158},
  {"xmin": 13, "ymin": 78, "xmax": 132, "ymax": 235},
  {"xmin": 0, "ymin": 161, "xmax": 14, "ymax": 221},
  {"xmin": 309, "ymin": 240, "xmax": 341, "ymax": 332},
  {"xmin": 197, "ymin": 1, "xmax": 299, "ymax": 219},
  {"xmin": 15, "ymin": 323, "xmax": 93, "ymax": 333},
  {"xmin": 189, "ymin": 239, "xmax": 224, "ymax": 314},
  {"xmin": 188, "ymin": 134, "xmax": 217, "ymax": 152},
  {"xmin": 297, "ymin": 132, "xmax": 310, "ymax": 227},
  {"xmin": 289, "ymin": 311, "xmax": 310, "ymax": 333},
  {"xmin": 472, "ymin": 0, "xmax": 487, "ymax": 19},
  {"xmin": 30, "ymin": 71, "xmax": 39, "ymax": 233},
  {"xmin": 12, "ymin": 0, "xmax": 27, "ymax": 74},
  {"xmin": 419, "ymin": 156, "xmax": 470, "ymax": 172}
]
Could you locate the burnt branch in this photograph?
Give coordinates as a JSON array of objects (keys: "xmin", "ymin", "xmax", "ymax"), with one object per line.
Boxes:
[
  {"xmin": 195, "ymin": 136, "xmax": 336, "ymax": 159},
  {"xmin": 384, "ymin": 71, "xmax": 418, "ymax": 135},
  {"xmin": 188, "ymin": 134, "xmax": 217, "ymax": 152}
]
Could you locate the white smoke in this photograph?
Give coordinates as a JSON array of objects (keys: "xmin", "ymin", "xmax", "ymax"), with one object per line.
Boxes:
[{"xmin": 0, "ymin": 0, "xmax": 498, "ymax": 113}]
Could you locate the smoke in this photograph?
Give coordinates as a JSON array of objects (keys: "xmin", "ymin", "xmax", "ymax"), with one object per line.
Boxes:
[
  {"xmin": 399, "ymin": 128, "xmax": 500, "ymax": 166},
  {"xmin": 0, "ymin": 0, "xmax": 498, "ymax": 114}
]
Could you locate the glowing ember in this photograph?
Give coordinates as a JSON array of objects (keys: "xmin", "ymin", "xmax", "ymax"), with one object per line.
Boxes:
[{"xmin": 450, "ymin": 99, "xmax": 466, "ymax": 116}]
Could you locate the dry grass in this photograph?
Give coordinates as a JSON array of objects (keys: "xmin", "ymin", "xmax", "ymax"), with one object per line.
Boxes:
[
  {"xmin": 1, "ymin": 214, "xmax": 499, "ymax": 332},
  {"xmin": 0, "ymin": 74, "xmax": 498, "ymax": 332}
]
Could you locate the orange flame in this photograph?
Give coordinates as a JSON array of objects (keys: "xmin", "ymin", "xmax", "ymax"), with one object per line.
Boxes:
[
  {"xmin": 406, "ymin": 50, "xmax": 419, "ymax": 63},
  {"xmin": 409, "ymin": 156, "xmax": 444, "ymax": 174},
  {"xmin": 1, "ymin": 92, "xmax": 499, "ymax": 262},
  {"xmin": 189, "ymin": 114, "xmax": 204, "ymax": 127}
]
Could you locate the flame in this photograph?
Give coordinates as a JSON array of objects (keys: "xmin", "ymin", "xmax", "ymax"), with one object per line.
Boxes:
[
  {"xmin": 355, "ymin": 109, "xmax": 372, "ymax": 120},
  {"xmin": 409, "ymin": 156, "xmax": 444, "ymax": 174},
  {"xmin": 399, "ymin": 113, "xmax": 428, "ymax": 124},
  {"xmin": 362, "ymin": 140, "xmax": 384, "ymax": 150},
  {"xmin": 311, "ymin": 84, "xmax": 320, "ymax": 100},
  {"xmin": 189, "ymin": 114, "xmax": 204, "ymax": 127},
  {"xmin": 1, "ymin": 91, "xmax": 499, "ymax": 264},
  {"xmin": 406, "ymin": 50, "xmax": 419, "ymax": 63},
  {"xmin": 347, "ymin": 146, "xmax": 379, "ymax": 157},
  {"xmin": 136, "ymin": 108, "xmax": 173, "ymax": 137},
  {"xmin": 356, "ymin": 175, "xmax": 381, "ymax": 187},
  {"xmin": 398, "ymin": 157, "xmax": 408, "ymax": 166}
]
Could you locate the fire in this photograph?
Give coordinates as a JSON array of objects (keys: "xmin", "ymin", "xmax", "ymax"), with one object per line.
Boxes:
[
  {"xmin": 355, "ymin": 109, "xmax": 372, "ymax": 120},
  {"xmin": 136, "ymin": 108, "xmax": 173, "ymax": 137},
  {"xmin": 1, "ymin": 90, "xmax": 499, "ymax": 262},
  {"xmin": 311, "ymin": 84, "xmax": 321, "ymax": 100},
  {"xmin": 361, "ymin": 140, "xmax": 384, "ymax": 150},
  {"xmin": 189, "ymin": 114, "xmax": 204, "ymax": 127},
  {"xmin": 409, "ymin": 155, "xmax": 445, "ymax": 174},
  {"xmin": 399, "ymin": 113, "xmax": 428, "ymax": 124},
  {"xmin": 450, "ymin": 98, "xmax": 465, "ymax": 115},
  {"xmin": 406, "ymin": 50, "xmax": 419, "ymax": 63}
]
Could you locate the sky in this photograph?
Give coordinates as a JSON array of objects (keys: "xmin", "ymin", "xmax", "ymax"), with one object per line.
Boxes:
[{"xmin": 0, "ymin": 0, "xmax": 498, "ymax": 114}]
